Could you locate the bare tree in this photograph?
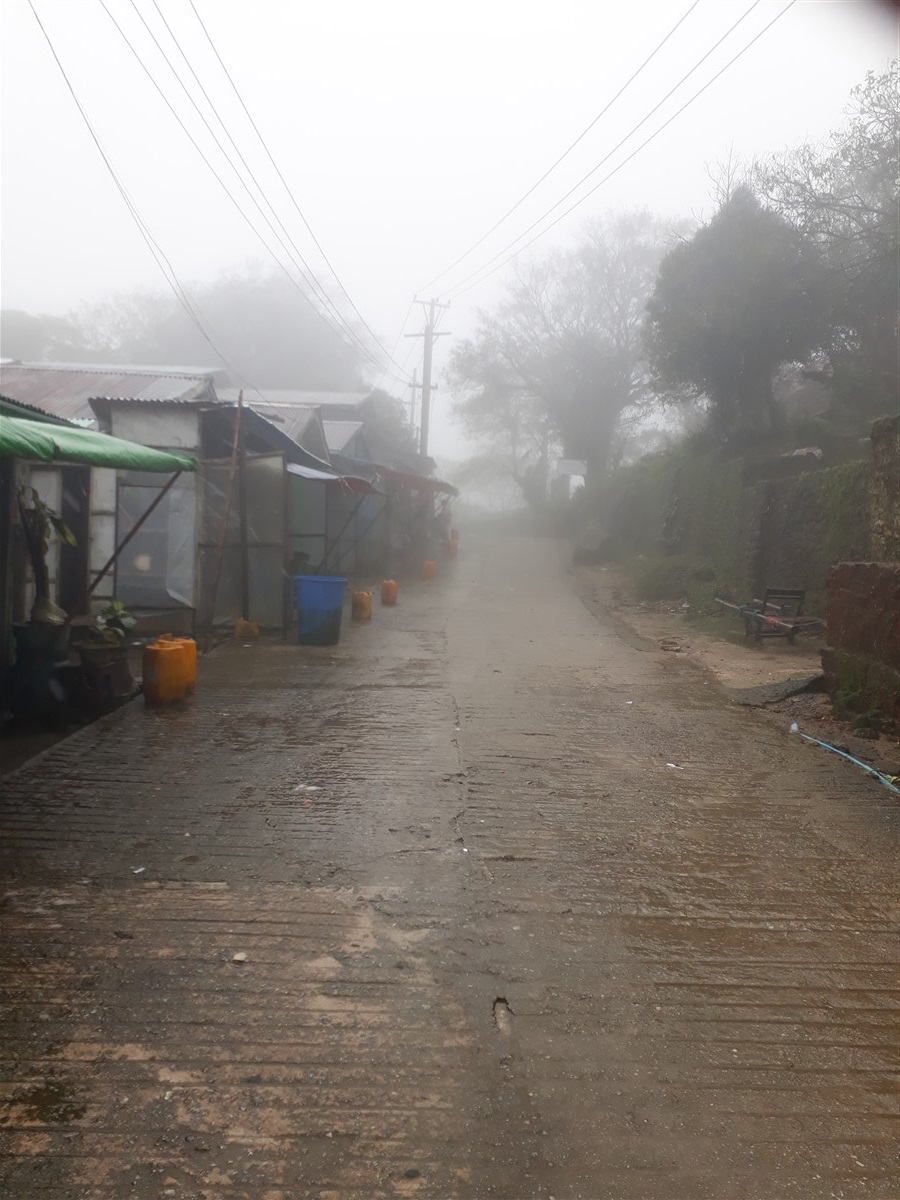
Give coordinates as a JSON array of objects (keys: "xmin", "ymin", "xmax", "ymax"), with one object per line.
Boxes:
[{"xmin": 447, "ymin": 211, "xmax": 682, "ymax": 511}]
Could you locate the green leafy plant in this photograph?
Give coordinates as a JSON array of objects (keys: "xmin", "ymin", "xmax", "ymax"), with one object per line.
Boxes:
[{"xmin": 90, "ymin": 600, "xmax": 136, "ymax": 643}]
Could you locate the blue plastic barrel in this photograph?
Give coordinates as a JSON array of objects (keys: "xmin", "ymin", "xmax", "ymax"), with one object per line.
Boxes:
[{"xmin": 293, "ymin": 575, "xmax": 347, "ymax": 646}]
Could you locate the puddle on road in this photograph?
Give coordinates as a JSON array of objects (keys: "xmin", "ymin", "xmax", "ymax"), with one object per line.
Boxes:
[{"xmin": 8, "ymin": 1080, "xmax": 86, "ymax": 1124}]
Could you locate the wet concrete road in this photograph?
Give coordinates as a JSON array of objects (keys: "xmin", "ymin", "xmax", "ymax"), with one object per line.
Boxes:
[{"xmin": 1, "ymin": 535, "xmax": 898, "ymax": 1199}]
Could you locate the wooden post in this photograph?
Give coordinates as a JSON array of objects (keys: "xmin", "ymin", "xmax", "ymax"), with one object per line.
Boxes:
[
  {"xmin": 237, "ymin": 393, "xmax": 250, "ymax": 620},
  {"xmin": 205, "ymin": 396, "xmax": 243, "ymax": 629}
]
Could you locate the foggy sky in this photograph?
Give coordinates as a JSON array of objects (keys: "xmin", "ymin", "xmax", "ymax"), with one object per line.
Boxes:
[{"xmin": 1, "ymin": 0, "xmax": 895, "ymax": 458}]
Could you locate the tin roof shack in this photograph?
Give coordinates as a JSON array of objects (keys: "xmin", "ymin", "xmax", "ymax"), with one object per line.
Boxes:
[
  {"xmin": 275, "ymin": 390, "xmax": 455, "ymax": 576},
  {"xmin": 91, "ymin": 391, "xmax": 217, "ymax": 634},
  {"xmin": 323, "ymin": 421, "xmax": 369, "ymax": 460},
  {"xmin": 0, "ymin": 362, "xmax": 222, "ymax": 426},
  {"xmin": 0, "ymin": 402, "xmax": 193, "ymax": 706},
  {"xmin": 316, "ymin": 390, "xmax": 425, "ymax": 474},
  {"xmin": 216, "ymin": 389, "xmax": 331, "ymax": 463},
  {"xmin": 199, "ymin": 404, "xmax": 380, "ymax": 633},
  {"xmin": 330, "ymin": 452, "xmax": 458, "ymax": 574},
  {"xmin": 0, "ymin": 364, "xmax": 222, "ymax": 632},
  {"xmin": 214, "ymin": 395, "xmax": 389, "ymax": 584},
  {"xmin": 319, "ymin": 420, "xmax": 384, "ymax": 576},
  {"xmin": 89, "ymin": 396, "xmax": 322, "ymax": 636}
]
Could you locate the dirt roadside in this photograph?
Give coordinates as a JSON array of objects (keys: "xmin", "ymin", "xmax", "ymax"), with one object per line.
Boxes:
[{"xmin": 573, "ymin": 560, "xmax": 899, "ymax": 782}]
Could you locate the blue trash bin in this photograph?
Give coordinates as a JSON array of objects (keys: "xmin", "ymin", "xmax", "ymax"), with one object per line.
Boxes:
[{"xmin": 293, "ymin": 575, "xmax": 347, "ymax": 646}]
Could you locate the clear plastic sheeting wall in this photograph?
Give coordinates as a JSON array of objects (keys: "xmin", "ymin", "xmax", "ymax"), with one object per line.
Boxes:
[
  {"xmin": 197, "ymin": 454, "xmax": 286, "ymax": 630},
  {"xmin": 288, "ymin": 474, "xmax": 327, "ymax": 575},
  {"xmin": 115, "ymin": 471, "xmax": 195, "ymax": 609},
  {"xmin": 324, "ymin": 491, "xmax": 387, "ymax": 576}
]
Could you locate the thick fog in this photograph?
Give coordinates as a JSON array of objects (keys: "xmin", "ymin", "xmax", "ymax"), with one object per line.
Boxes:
[{"xmin": 0, "ymin": 0, "xmax": 894, "ymax": 458}]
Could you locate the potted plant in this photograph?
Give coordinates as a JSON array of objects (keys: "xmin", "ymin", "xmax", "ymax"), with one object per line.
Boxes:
[
  {"xmin": 79, "ymin": 600, "xmax": 137, "ymax": 708},
  {"xmin": 95, "ymin": 600, "xmax": 137, "ymax": 641}
]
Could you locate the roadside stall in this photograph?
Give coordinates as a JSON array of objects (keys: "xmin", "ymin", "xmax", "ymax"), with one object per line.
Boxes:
[{"xmin": 0, "ymin": 411, "xmax": 195, "ymax": 722}]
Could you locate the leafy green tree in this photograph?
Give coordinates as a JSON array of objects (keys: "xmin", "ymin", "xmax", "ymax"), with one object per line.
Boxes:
[
  {"xmin": 754, "ymin": 63, "xmax": 899, "ymax": 410},
  {"xmin": 646, "ymin": 187, "xmax": 825, "ymax": 438}
]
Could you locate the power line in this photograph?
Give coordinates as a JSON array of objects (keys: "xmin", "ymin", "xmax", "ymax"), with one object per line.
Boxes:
[
  {"xmin": 28, "ymin": 2, "xmax": 335, "ymax": 417},
  {"xmin": 184, "ymin": 0, "xmax": 408, "ymax": 381},
  {"xmin": 442, "ymin": 0, "xmax": 767, "ymax": 301},
  {"xmin": 419, "ymin": 0, "xmax": 702, "ymax": 295},
  {"xmin": 109, "ymin": 0, "xmax": 395, "ymax": 381},
  {"xmin": 26, "ymin": 0, "xmax": 262, "ymax": 399},
  {"xmin": 99, "ymin": 0, "xmax": 404, "ymax": 384},
  {"xmin": 135, "ymin": 0, "xmax": 393, "ymax": 380},
  {"xmin": 448, "ymin": 0, "xmax": 797, "ymax": 301},
  {"xmin": 375, "ymin": 299, "xmax": 415, "ymax": 391}
]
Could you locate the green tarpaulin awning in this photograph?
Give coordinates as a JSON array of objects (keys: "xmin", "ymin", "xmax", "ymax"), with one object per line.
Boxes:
[
  {"xmin": 0, "ymin": 415, "xmax": 196, "ymax": 473},
  {"xmin": 0, "ymin": 417, "xmax": 59, "ymax": 462}
]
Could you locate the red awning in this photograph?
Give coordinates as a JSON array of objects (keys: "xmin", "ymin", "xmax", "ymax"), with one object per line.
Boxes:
[{"xmin": 378, "ymin": 465, "xmax": 458, "ymax": 496}]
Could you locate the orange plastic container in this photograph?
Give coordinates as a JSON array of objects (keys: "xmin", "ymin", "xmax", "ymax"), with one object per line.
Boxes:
[
  {"xmin": 422, "ymin": 560, "xmax": 436, "ymax": 581},
  {"xmin": 153, "ymin": 635, "xmax": 195, "ymax": 696},
  {"xmin": 351, "ymin": 590, "xmax": 372, "ymax": 621},
  {"xmin": 143, "ymin": 641, "xmax": 184, "ymax": 706},
  {"xmin": 176, "ymin": 637, "xmax": 197, "ymax": 693},
  {"xmin": 445, "ymin": 539, "xmax": 458, "ymax": 559},
  {"xmin": 381, "ymin": 579, "xmax": 398, "ymax": 606}
]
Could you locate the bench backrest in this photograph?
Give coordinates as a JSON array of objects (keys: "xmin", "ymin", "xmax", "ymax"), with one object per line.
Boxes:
[{"xmin": 763, "ymin": 588, "xmax": 806, "ymax": 617}]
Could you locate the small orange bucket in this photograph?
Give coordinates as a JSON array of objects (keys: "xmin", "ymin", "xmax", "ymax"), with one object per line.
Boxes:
[
  {"xmin": 351, "ymin": 590, "xmax": 373, "ymax": 621},
  {"xmin": 381, "ymin": 580, "xmax": 398, "ymax": 606}
]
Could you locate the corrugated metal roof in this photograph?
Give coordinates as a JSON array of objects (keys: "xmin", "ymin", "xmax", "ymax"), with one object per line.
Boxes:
[
  {"xmin": 219, "ymin": 388, "xmax": 369, "ymax": 408},
  {"xmin": 0, "ymin": 393, "xmax": 71, "ymax": 425},
  {"xmin": 0, "ymin": 363, "xmax": 219, "ymax": 425},
  {"xmin": 215, "ymin": 405, "xmax": 334, "ymax": 473},
  {"xmin": 322, "ymin": 420, "xmax": 364, "ymax": 452},
  {"xmin": 217, "ymin": 388, "xmax": 317, "ymax": 432},
  {"xmin": 273, "ymin": 390, "xmax": 370, "ymax": 409},
  {"xmin": 216, "ymin": 388, "xmax": 332, "ymax": 457}
]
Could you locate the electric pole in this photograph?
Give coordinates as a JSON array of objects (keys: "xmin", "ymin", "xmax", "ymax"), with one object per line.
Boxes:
[
  {"xmin": 405, "ymin": 298, "xmax": 450, "ymax": 459},
  {"xmin": 408, "ymin": 367, "xmax": 421, "ymax": 432}
]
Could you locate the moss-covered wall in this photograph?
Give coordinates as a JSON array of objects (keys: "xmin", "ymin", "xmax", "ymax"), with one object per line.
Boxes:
[
  {"xmin": 870, "ymin": 415, "xmax": 900, "ymax": 560},
  {"xmin": 600, "ymin": 445, "xmax": 873, "ymax": 613},
  {"xmin": 758, "ymin": 463, "xmax": 871, "ymax": 613}
]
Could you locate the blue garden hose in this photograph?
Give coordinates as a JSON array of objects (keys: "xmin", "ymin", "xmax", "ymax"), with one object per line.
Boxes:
[{"xmin": 789, "ymin": 723, "xmax": 900, "ymax": 795}]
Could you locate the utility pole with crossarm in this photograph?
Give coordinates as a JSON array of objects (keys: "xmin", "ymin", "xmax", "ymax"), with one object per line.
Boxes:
[{"xmin": 405, "ymin": 298, "xmax": 450, "ymax": 458}]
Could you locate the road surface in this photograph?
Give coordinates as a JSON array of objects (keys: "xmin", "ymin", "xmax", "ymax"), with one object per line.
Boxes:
[{"xmin": 2, "ymin": 534, "xmax": 898, "ymax": 1199}]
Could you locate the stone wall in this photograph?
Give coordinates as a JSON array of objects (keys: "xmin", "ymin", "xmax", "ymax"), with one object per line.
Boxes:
[
  {"xmin": 823, "ymin": 562, "xmax": 900, "ymax": 723},
  {"xmin": 869, "ymin": 415, "xmax": 900, "ymax": 561},
  {"xmin": 752, "ymin": 463, "xmax": 872, "ymax": 613},
  {"xmin": 603, "ymin": 448, "xmax": 871, "ymax": 614}
]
